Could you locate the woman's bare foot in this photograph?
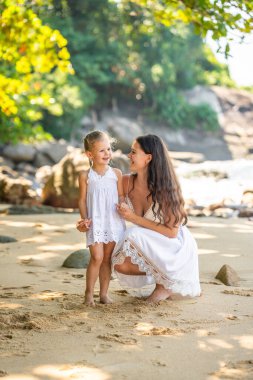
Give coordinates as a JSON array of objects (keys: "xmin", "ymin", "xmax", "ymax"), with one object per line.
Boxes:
[
  {"xmin": 84, "ymin": 292, "xmax": 95, "ymax": 306},
  {"xmin": 100, "ymin": 294, "xmax": 113, "ymax": 304},
  {"xmin": 146, "ymin": 284, "xmax": 171, "ymax": 303}
]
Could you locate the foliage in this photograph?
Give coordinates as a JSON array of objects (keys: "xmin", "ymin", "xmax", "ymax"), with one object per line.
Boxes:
[
  {"xmin": 0, "ymin": 0, "xmax": 74, "ymax": 143},
  {"xmin": 1, "ymin": 0, "xmax": 251, "ymax": 143},
  {"xmin": 128, "ymin": 0, "xmax": 253, "ymax": 57}
]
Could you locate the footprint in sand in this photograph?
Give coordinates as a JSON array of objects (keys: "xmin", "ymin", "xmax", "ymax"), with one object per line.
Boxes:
[
  {"xmin": 141, "ymin": 327, "xmax": 186, "ymax": 336},
  {"xmin": 208, "ymin": 360, "xmax": 253, "ymax": 380},
  {"xmin": 97, "ymin": 333, "xmax": 138, "ymax": 345},
  {"xmin": 152, "ymin": 360, "xmax": 167, "ymax": 367},
  {"xmin": 222, "ymin": 289, "xmax": 253, "ymax": 297},
  {"xmin": 93, "ymin": 343, "xmax": 112, "ymax": 354},
  {"xmin": 113, "ymin": 290, "xmax": 129, "ymax": 296}
]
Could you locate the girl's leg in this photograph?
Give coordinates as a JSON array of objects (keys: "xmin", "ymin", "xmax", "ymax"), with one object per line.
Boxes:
[
  {"xmin": 146, "ymin": 284, "xmax": 171, "ymax": 303},
  {"xmin": 85, "ymin": 243, "xmax": 103, "ymax": 306},
  {"xmin": 114, "ymin": 256, "xmax": 146, "ymax": 275},
  {"xmin": 99, "ymin": 241, "xmax": 115, "ymax": 304}
]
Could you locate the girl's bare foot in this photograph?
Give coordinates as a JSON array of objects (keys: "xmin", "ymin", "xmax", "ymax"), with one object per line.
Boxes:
[
  {"xmin": 84, "ymin": 292, "xmax": 95, "ymax": 306},
  {"xmin": 100, "ymin": 295, "xmax": 113, "ymax": 304},
  {"xmin": 146, "ymin": 284, "xmax": 171, "ymax": 303}
]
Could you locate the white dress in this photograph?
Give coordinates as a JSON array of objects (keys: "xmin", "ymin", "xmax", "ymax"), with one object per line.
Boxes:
[
  {"xmin": 86, "ymin": 167, "xmax": 125, "ymax": 247},
  {"xmin": 111, "ymin": 195, "xmax": 201, "ymax": 297}
]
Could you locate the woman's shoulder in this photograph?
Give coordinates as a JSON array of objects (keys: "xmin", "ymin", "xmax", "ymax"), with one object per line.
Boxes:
[{"xmin": 122, "ymin": 174, "xmax": 132, "ymax": 194}]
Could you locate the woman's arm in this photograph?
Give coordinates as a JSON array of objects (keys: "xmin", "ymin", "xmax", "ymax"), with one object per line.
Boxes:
[{"xmin": 118, "ymin": 204, "xmax": 179, "ymax": 238}]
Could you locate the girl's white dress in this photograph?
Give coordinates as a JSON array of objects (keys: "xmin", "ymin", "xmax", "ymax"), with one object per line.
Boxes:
[
  {"xmin": 111, "ymin": 195, "xmax": 201, "ymax": 297},
  {"xmin": 86, "ymin": 167, "xmax": 125, "ymax": 247}
]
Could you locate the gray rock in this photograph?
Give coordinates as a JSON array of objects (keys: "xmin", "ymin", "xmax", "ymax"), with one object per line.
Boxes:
[
  {"xmin": 3, "ymin": 144, "xmax": 36, "ymax": 162},
  {"xmin": 182, "ymin": 85, "xmax": 222, "ymax": 115},
  {"xmin": 238, "ymin": 208, "xmax": 253, "ymax": 218},
  {"xmin": 215, "ymin": 264, "xmax": 240, "ymax": 286},
  {"xmin": 0, "ymin": 235, "xmax": 17, "ymax": 243},
  {"xmin": 106, "ymin": 116, "xmax": 143, "ymax": 152},
  {"xmin": 35, "ymin": 140, "xmax": 69, "ymax": 164},
  {"xmin": 62, "ymin": 249, "xmax": 90, "ymax": 268},
  {"xmin": 33, "ymin": 152, "xmax": 54, "ymax": 168}
]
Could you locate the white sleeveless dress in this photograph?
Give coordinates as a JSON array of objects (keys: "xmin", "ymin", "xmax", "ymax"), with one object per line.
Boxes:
[
  {"xmin": 86, "ymin": 167, "xmax": 125, "ymax": 247},
  {"xmin": 111, "ymin": 191, "xmax": 201, "ymax": 297}
]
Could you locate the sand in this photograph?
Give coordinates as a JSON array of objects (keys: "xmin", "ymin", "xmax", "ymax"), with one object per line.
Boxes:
[{"xmin": 0, "ymin": 213, "xmax": 252, "ymax": 380}]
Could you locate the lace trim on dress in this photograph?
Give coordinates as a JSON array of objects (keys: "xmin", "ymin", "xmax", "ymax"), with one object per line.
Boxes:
[
  {"xmin": 112, "ymin": 238, "xmax": 200, "ymax": 297},
  {"xmin": 87, "ymin": 230, "xmax": 122, "ymax": 245}
]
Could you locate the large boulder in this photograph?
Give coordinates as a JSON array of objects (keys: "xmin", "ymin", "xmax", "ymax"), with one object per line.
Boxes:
[
  {"xmin": 182, "ymin": 85, "xmax": 222, "ymax": 115},
  {"xmin": 2, "ymin": 144, "xmax": 36, "ymax": 162},
  {"xmin": 0, "ymin": 172, "xmax": 38, "ymax": 205},
  {"xmin": 41, "ymin": 148, "xmax": 89, "ymax": 208},
  {"xmin": 106, "ymin": 116, "xmax": 143, "ymax": 152},
  {"xmin": 34, "ymin": 140, "xmax": 70, "ymax": 167}
]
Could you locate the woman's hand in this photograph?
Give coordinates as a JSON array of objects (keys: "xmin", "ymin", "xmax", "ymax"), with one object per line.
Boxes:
[
  {"xmin": 76, "ymin": 218, "xmax": 91, "ymax": 232},
  {"xmin": 117, "ymin": 202, "xmax": 135, "ymax": 222}
]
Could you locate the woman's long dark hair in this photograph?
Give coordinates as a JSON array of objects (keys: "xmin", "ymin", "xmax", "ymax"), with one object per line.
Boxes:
[{"xmin": 131, "ymin": 134, "xmax": 187, "ymax": 227}]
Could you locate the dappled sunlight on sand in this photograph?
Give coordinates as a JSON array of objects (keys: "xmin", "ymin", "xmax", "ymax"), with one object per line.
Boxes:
[
  {"xmin": 198, "ymin": 249, "xmax": 218, "ymax": 255},
  {"xmin": 192, "ymin": 232, "xmax": 216, "ymax": 239},
  {"xmin": 38, "ymin": 244, "xmax": 82, "ymax": 251},
  {"xmin": 21, "ymin": 236, "xmax": 49, "ymax": 244},
  {"xmin": 19, "ymin": 252, "xmax": 58, "ymax": 261},
  {"xmin": 233, "ymin": 335, "xmax": 253, "ymax": 350},
  {"xmin": 29, "ymin": 291, "xmax": 66, "ymax": 301},
  {"xmin": 0, "ymin": 301, "xmax": 23, "ymax": 310},
  {"xmin": 33, "ymin": 364, "xmax": 110, "ymax": 380},
  {"xmin": 2, "ymin": 364, "xmax": 110, "ymax": 380},
  {"xmin": 134, "ymin": 322, "xmax": 154, "ymax": 332}
]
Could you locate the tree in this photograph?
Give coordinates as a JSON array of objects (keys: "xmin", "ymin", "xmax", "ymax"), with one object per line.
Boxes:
[
  {"xmin": 128, "ymin": 0, "xmax": 253, "ymax": 56},
  {"xmin": 0, "ymin": 0, "xmax": 74, "ymax": 143}
]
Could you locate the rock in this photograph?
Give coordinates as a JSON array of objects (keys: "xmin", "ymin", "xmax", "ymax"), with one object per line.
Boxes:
[
  {"xmin": 241, "ymin": 190, "xmax": 253, "ymax": 207},
  {"xmin": 15, "ymin": 162, "xmax": 36, "ymax": 175},
  {"xmin": 33, "ymin": 151, "xmax": 55, "ymax": 168},
  {"xmin": 35, "ymin": 165, "xmax": 53, "ymax": 185},
  {"xmin": 215, "ymin": 264, "xmax": 240, "ymax": 286},
  {"xmin": 182, "ymin": 85, "xmax": 222, "ymax": 114},
  {"xmin": 2, "ymin": 144, "xmax": 36, "ymax": 162},
  {"xmin": 0, "ymin": 173, "xmax": 38, "ymax": 205},
  {"xmin": 41, "ymin": 148, "xmax": 89, "ymax": 208},
  {"xmin": 0, "ymin": 235, "xmax": 17, "ymax": 243},
  {"xmin": 238, "ymin": 208, "xmax": 253, "ymax": 218},
  {"xmin": 111, "ymin": 150, "xmax": 129, "ymax": 174},
  {"xmin": 35, "ymin": 140, "xmax": 69, "ymax": 164},
  {"xmin": 5, "ymin": 205, "xmax": 77, "ymax": 215},
  {"xmin": 212, "ymin": 207, "xmax": 237, "ymax": 218},
  {"xmin": 106, "ymin": 116, "xmax": 143, "ymax": 152},
  {"xmin": 62, "ymin": 249, "xmax": 90, "ymax": 268},
  {"xmin": 0, "ymin": 156, "xmax": 14, "ymax": 168}
]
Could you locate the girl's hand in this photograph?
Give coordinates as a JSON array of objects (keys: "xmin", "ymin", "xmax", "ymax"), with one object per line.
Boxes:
[
  {"xmin": 117, "ymin": 202, "xmax": 135, "ymax": 222},
  {"xmin": 76, "ymin": 218, "xmax": 91, "ymax": 232}
]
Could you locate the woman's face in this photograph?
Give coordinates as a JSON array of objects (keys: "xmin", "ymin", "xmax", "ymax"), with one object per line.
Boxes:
[{"xmin": 128, "ymin": 140, "xmax": 151, "ymax": 171}]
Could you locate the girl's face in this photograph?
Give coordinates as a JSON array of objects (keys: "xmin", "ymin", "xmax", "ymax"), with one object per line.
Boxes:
[
  {"xmin": 128, "ymin": 140, "xmax": 152, "ymax": 171},
  {"xmin": 86, "ymin": 138, "xmax": 112, "ymax": 166}
]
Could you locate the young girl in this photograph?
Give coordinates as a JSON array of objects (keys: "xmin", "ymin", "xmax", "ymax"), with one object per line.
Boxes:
[{"xmin": 76, "ymin": 131, "xmax": 125, "ymax": 306}]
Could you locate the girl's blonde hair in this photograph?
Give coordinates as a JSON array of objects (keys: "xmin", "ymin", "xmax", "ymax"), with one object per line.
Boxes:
[
  {"xmin": 83, "ymin": 130, "xmax": 115, "ymax": 166},
  {"xmin": 83, "ymin": 130, "xmax": 108, "ymax": 152}
]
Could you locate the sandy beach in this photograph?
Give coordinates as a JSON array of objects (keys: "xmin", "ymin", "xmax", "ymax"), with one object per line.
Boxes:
[{"xmin": 0, "ymin": 213, "xmax": 252, "ymax": 380}]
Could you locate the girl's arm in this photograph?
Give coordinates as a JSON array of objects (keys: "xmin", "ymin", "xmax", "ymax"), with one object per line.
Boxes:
[
  {"xmin": 76, "ymin": 170, "xmax": 91, "ymax": 232},
  {"xmin": 78, "ymin": 170, "xmax": 88, "ymax": 219},
  {"xmin": 113, "ymin": 168, "xmax": 125, "ymax": 204},
  {"xmin": 117, "ymin": 205, "xmax": 179, "ymax": 238}
]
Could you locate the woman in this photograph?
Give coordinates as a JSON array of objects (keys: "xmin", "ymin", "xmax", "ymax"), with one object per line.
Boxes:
[{"xmin": 112, "ymin": 134, "xmax": 201, "ymax": 303}]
